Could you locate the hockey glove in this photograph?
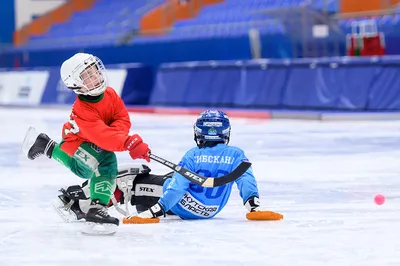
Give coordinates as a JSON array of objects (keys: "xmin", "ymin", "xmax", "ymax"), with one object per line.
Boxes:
[
  {"xmin": 244, "ymin": 196, "xmax": 283, "ymax": 221},
  {"xmin": 124, "ymin": 134, "xmax": 151, "ymax": 162},
  {"xmin": 123, "ymin": 203, "xmax": 164, "ymax": 224}
]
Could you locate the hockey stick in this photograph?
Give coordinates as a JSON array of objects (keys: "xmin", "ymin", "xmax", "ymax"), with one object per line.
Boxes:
[
  {"xmin": 149, "ymin": 153, "xmax": 251, "ymax": 187},
  {"xmin": 111, "ymin": 196, "xmax": 128, "ymax": 216}
]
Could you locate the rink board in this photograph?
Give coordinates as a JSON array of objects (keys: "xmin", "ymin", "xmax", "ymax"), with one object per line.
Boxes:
[{"xmin": 2, "ymin": 57, "xmax": 400, "ymax": 117}]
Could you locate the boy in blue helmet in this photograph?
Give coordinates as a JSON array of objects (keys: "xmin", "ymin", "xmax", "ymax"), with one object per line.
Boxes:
[{"xmin": 55, "ymin": 110, "xmax": 282, "ymax": 223}]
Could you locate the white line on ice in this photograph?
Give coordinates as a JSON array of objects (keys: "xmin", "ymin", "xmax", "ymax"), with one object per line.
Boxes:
[{"xmin": 0, "ymin": 192, "xmax": 17, "ymax": 201}]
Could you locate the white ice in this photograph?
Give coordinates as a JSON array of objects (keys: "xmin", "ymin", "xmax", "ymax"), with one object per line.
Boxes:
[{"xmin": 0, "ymin": 107, "xmax": 399, "ymax": 266}]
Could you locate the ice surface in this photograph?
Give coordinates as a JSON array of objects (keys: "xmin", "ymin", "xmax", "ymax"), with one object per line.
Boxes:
[{"xmin": 0, "ymin": 107, "xmax": 399, "ymax": 266}]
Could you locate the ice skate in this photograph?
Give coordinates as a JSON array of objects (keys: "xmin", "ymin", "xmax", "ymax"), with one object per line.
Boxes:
[
  {"xmin": 22, "ymin": 127, "xmax": 55, "ymax": 160},
  {"xmin": 53, "ymin": 186, "xmax": 86, "ymax": 223},
  {"xmin": 82, "ymin": 199, "xmax": 119, "ymax": 235}
]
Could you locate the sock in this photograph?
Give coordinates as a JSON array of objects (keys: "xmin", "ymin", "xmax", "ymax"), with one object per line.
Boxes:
[{"xmin": 51, "ymin": 144, "xmax": 72, "ymax": 168}]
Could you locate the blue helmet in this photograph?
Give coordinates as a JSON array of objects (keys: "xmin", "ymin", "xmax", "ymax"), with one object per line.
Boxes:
[{"xmin": 194, "ymin": 110, "xmax": 231, "ymax": 148}]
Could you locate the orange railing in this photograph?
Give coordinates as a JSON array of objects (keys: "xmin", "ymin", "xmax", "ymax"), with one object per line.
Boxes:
[
  {"xmin": 13, "ymin": 0, "xmax": 96, "ymax": 46},
  {"xmin": 340, "ymin": 0, "xmax": 400, "ymax": 13},
  {"xmin": 140, "ymin": 0, "xmax": 223, "ymax": 35}
]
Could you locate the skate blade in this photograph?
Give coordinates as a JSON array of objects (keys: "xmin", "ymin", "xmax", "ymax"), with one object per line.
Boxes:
[
  {"xmin": 21, "ymin": 126, "xmax": 39, "ymax": 157},
  {"xmin": 52, "ymin": 198, "xmax": 79, "ymax": 223},
  {"xmin": 81, "ymin": 222, "xmax": 117, "ymax": 236}
]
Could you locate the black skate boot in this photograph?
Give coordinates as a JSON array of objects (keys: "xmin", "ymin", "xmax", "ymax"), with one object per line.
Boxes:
[
  {"xmin": 22, "ymin": 127, "xmax": 56, "ymax": 160},
  {"xmin": 27, "ymin": 133, "xmax": 55, "ymax": 160},
  {"xmin": 83, "ymin": 200, "xmax": 119, "ymax": 235},
  {"xmin": 53, "ymin": 185, "xmax": 87, "ymax": 222},
  {"xmin": 57, "ymin": 186, "xmax": 87, "ymax": 220},
  {"xmin": 85, "ymin": 199, "xmax": 119, "ymax": 226}
]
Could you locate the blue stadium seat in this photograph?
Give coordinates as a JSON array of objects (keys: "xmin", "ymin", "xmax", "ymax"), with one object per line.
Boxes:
[
  {"xmin": 134, "ymin": 0, "xmax": 337, "ymax": 43},
  {"xmin": 23, "ymin": 0, "xmax": 345, "ymax": 48},
  {"xmin": 24, "ymin": 0, "xmax": 165, "ymax": 50}
]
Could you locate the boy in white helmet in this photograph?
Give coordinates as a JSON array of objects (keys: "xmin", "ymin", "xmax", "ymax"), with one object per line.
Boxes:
[{"xmin": 22, "ymin": 53, "xmax": 151, "ymax": 233}]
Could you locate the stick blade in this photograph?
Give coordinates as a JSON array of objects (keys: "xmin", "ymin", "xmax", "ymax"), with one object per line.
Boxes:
[
  {"xmin": 123, "ymin": 216, "xmax": 160, "ymax": 224},
  {"xmin": 213, "ymin": 161, "xmax": 252, "ymax": 187},
  {"xmin": 246, "ymin": 211, "xmax": 284, "ymax": 221}
]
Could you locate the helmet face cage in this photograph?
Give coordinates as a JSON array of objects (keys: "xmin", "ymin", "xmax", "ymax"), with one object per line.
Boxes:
[
  {"xmin": 70, "ymin": 56, "xmax": 108, "ymax": 96},
  {"xmin": 194, "ymin": 110, "xmax": 231, "ymax": 148}
]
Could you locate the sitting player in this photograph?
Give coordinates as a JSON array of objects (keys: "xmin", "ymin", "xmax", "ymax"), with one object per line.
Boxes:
[
  {"xmin": 22, "ymin": 53, "xmax": 151, "ymax": 234},
  {"xmin": 55, "ymin": 110, "xmax": 283, "ymax": 223}
]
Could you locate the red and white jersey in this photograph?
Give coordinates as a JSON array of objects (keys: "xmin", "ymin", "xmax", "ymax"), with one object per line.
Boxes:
[{"xmin": 60, "ymin": 86, "xmax": 131, "ymax": 156}]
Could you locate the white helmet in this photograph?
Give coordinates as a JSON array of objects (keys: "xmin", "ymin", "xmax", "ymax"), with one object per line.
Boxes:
[{"xmin": 60, "ymin": 53, "xmax": 108, "ymax": 96}]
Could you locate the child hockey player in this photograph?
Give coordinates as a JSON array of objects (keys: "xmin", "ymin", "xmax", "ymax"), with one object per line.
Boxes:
[
  {"xmin": 22, "ymin": 53, "xmax": 151, "ymax": 233},
  {"xmin": 56, "ymin": 110, "xmax": 283, "ymax": 224}
]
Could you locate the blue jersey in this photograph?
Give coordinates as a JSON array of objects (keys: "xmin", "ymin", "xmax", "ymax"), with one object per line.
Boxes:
[{"xmin": 158, "ymin": 143, "xmax": 259, "ymax": 219}]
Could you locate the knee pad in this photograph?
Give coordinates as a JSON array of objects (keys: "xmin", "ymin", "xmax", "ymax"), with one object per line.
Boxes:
[
  {"xmin": 116, "ymin": 164, "xmax": 151, "ymax": 195},
  {"xmin": 131, "ymin": 173, "xmax": 169, "ymax": 210}
]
